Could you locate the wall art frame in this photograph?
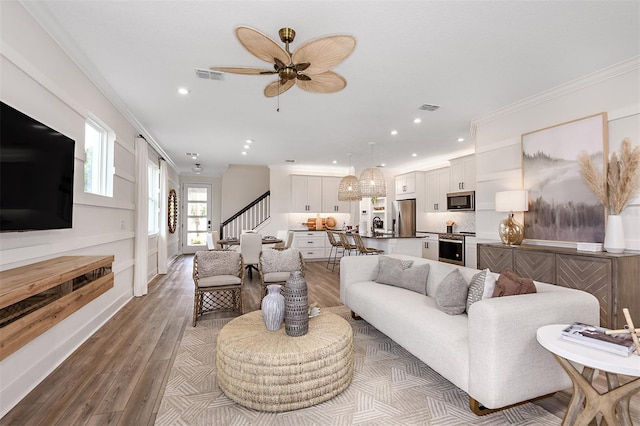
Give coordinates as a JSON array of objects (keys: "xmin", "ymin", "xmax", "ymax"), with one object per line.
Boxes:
[{"xmin": 521, "ymin": 112, "xmax": 608, "ymax": 243}]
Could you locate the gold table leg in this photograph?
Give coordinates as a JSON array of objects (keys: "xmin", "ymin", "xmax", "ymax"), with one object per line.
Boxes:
[{"xmin": 553, "ymin": 354, "xmax": 640, "ymax": 426}]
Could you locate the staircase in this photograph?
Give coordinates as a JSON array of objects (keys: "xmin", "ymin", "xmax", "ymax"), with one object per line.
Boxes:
[{"xmin": 220, "ymin": 191, "xmax": 270, "ymax": 239}]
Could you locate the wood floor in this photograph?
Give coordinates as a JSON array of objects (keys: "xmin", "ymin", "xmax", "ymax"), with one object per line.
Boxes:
[{"xmin": 2, "ymin": 255, "xmax": 638, "ymax": 425}]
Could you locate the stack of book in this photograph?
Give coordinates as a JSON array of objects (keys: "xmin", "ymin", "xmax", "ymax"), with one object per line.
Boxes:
[{"xmin": 561, "ymin": 322, "xmax": 637, "ymax": 357}]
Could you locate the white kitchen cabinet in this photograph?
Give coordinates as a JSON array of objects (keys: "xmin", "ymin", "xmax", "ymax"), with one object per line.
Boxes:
[
  {"xmin": 321, "ymin": 176, "xmax": 350, "ymax": 213},
  {"xmin": 419, "ymin": 233, "xmax": 439, "ymax": 260},
  {"xmin": 293, "ymin": 231, "xmax": 329, "ymax": 260},
  {"xmin": 465, "ymin": 237, "xmax": 477, "ymax": 268},
  {"xmin": 449, "ymin": 154, "xmax": 476, "ymax": 192},
  {"xmin": 425, "ymin": 167, "xmax": 450, "ymax": 212},
  {"xmin": 291, "ymin": 175, "xmax": 323, "ymax": 212},
  {"xmin": 395, "ymin": 172, "xmax": 417, "ymax": 200}
]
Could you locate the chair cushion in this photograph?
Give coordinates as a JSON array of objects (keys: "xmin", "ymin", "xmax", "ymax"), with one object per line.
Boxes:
[
  {"xmin": 197, "ymin": 250, "xmax": 241, "ymax": 277},
  {"xmin": 198, "ymin": 275, "xmax": 242, "ymax": 287},
  {"xmin": 261, "ymin": 248, "xmax": 301, "ymax": 273},
  {"xmin": 263, "ymin": 271, "xmax": 293, "ymax": 283}
]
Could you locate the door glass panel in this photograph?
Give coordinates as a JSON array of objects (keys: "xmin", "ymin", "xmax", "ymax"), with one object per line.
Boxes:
[{"xmin": 183, "ymin": 184, "xmax": 212, "ymax": 252}]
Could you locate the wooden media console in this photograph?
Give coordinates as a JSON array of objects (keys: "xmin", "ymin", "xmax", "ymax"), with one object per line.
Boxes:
[{"xmin": 0, "ymin": 255, "xmax": 114, "ymax": 360}]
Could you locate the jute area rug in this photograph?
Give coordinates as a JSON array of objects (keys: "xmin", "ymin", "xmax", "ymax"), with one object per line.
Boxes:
[{"xmin": 155, "ymin": 306, "xmax": 561, "ymax": 425}]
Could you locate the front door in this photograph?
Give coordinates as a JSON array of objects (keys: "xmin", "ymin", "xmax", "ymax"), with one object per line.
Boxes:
[{"xmin": 182, "ymin": 183, "xmax": 212, "ymax": 254}]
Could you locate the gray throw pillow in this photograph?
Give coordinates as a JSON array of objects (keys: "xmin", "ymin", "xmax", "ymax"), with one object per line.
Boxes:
[
  {"xmin": 435, "ymin": 269, "xmax": 469, "ymax": 315},
  {"xmin": 374, "ymin": 256, "xmax": 429, "ymax": 294},
  {"xmin": 466, "ymin": 268, "xmax": 496, "ymax": 312}
]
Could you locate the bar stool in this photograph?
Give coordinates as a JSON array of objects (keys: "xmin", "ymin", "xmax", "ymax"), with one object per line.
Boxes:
[{"xmin": 326, "ymin": 231, "xmax": 343, "ymax": 271}]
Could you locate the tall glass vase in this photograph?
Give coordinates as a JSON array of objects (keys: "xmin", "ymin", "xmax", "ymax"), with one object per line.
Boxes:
[
  {"xmin": 284, "ymin": 271, "xmax": 308, "ymax": 337},
  {"xmin": 603, "ymin": 215, "xmax": 625, "ymax": 254},
  {"xmin": 261, "ymin": 284, "xmax": 285, "ymax": 331}
]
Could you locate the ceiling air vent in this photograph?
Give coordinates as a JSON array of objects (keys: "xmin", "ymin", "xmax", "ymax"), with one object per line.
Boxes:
[
  {"xmin": 194, "ymin": 68, "xmax": 224, "ymax": 80},
  {"xmin": 285, "ymin": 159, "xmax": 296, "ymax": 163},
  {"xmin": 418, "ymin": 104, "xmax": 440, "ymax": 111}
]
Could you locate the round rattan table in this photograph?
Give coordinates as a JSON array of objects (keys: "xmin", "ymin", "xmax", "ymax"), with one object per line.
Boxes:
[{"xmin": 216, "ymin": 310, "xmax": 354, "ymax": 412}]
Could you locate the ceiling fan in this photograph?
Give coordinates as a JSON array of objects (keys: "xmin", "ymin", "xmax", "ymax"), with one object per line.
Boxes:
[{"xmin": 211, "ymin": 26, "xmax": 356, "ymax": 97}]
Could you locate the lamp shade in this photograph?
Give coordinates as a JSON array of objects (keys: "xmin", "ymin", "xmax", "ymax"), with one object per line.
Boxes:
[
  {"xmin": 359, "ymin": 167, "xmax": 387, "ymax": 198},
  {"xmin": 495, "ymin": 190, "xmax": 529, "ymax": 212},
  {"xmin": 338, "ymin": 174, "xmax": 362, "ymax": 201}
]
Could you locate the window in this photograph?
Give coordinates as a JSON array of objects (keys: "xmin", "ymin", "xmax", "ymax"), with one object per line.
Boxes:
[
  {"xmin": 84, "ymin": 117, "xmax": 114, "ymax": 196},
  {"xmin": 148, "ymin": 160, "xmax": 159, "ymax": 235}
]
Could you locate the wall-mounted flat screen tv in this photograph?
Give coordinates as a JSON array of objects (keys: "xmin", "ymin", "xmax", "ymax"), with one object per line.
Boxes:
[{"xmin": 1, "ymin": 101, "xmax": 75, "ymax": 232}]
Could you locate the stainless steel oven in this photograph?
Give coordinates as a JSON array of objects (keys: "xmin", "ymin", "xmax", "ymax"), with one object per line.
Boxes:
[{"xmin": 438, "ymin": 233, "xmax": 464, "ymax": 266}]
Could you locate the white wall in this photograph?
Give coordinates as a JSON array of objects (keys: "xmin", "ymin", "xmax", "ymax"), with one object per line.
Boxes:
[
  {"xmin": 472, "ymin": 58, "xmax": 640, "ymax": 250},
  {"xmin": 0, "ymin": 2, "xmax": 176, "ymax": 416},
  {"xmin": 221, "ymin": 165, "xmax": 270, "ymax": 219}
]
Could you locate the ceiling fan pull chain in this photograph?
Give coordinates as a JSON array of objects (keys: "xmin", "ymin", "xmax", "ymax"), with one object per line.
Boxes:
[{"xmin": 276, "ymin": 80, "xmax": 280, "ymax": 112}]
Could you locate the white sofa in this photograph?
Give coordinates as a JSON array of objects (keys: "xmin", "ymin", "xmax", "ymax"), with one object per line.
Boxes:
[{"xmin": 340, "ymin": 254, "xmax": 600, "ymax": 413}]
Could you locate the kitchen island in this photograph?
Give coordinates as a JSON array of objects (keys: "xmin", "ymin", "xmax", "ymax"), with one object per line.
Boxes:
[{"xmin": 360, "ymin": 234, "xmax": 424, "ymax": 257}]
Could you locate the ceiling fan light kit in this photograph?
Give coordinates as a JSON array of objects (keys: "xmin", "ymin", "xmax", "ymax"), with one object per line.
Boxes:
[{"xmin": 210, "ymin": 26, "xmax": 356, "ymax": 98}]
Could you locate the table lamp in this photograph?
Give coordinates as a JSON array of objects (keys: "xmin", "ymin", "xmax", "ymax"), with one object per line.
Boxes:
[{"xmin": 495, "ymin": 190, "xmax": 528, "ymax": 245}]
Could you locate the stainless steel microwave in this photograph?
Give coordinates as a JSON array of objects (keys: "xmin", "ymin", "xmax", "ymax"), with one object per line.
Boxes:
[{"xmin": 446, "ymin": 191, "xmax": 475, "ymax": 211}]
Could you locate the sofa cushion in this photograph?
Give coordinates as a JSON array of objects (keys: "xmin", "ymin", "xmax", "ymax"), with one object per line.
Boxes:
[
  {"xmin": 493, "ymin": 269, "xmax": 537, "ymax": 297},
  {"xmin": 466, "ymin": 268, "xmax": 496, "ymax": 311},
  {"xmin": 374, "ymin": 256, "xmax": 429, "ymax": 294},
  {"xmin": 261, "ymin": 248, "xmax": 301, "ymax": 273},
  {"xmin": 435, "ymin": 269, "xmax": 469, "ymax": 315}
]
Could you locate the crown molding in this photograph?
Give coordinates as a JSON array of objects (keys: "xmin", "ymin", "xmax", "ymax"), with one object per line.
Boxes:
[
  {"xmin": 18, "ymin": 1, "xmax": 177, "ymax": 171},
  {"xmin": 469, "ymin": 56, "xmax": 640, "ymax": 136}
]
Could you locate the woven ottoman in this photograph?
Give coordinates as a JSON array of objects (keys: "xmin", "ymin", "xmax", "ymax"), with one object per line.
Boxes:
[{"xmin": 216, "ymin": 310, "xmax": 353, "ymax": 412}]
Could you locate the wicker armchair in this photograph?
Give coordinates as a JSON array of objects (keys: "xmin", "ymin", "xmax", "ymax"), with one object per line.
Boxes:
[
  {"xmin": 192, "ymin": 250, "xmax": 244, "ymax": 326},
  {"xmin": 258, "ymin": 247, "xmax": 305, "ymax": 299}
]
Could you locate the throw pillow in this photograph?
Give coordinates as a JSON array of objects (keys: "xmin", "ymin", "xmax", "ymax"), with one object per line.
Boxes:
[
  {"xmin": 493, "ymin": 269, "xmax": 537, "ymax": 297},
  {"xmin": 197, "ymin": 250, "xmax": 240, "ymax": 277},
  {"xmin": 435, "ymin": 269, "xmax": 469, "ymax": 315},
  {"xmin": 465, "ymin": 268, "xmax": 496, "ymax": 312},
  {"xmin": 374, "ymin": 256, "xmax": 429, "ymax": 294},
  {"xmin": 261, "ymin": 248, "xmax": 301, "ymax": 273}
]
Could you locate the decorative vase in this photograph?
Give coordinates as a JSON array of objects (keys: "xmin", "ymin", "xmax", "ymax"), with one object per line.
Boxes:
[
  {"xmin": 284, "ymin": 271, "xmax": 309, "ymax": 337},
  {"xmin": 604, "ymin": 215, "xmax": 625, "ymax": 254},
  {"xmin": 261, "ymin": 284, "xmax": 284, "ymax": 331}
]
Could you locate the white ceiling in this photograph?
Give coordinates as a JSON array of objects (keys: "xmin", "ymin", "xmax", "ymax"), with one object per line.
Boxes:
[{"xmin": 23, "ymin": 1, "xmax": 640, "ymax": 176}]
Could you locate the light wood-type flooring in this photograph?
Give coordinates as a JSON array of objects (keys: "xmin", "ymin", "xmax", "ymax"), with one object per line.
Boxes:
[{"xmin": 1, "ymin": 255, "xmax": 638, "ymax": 425}]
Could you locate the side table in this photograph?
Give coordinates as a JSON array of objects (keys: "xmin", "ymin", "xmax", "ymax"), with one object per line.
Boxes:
[
  {"xmin": 537, "ymin": 324, "xmax": 640, "ymax": 426},
  {"xmin": 216, "ymin": 310, "xmax": 354, "ymax": 412}
]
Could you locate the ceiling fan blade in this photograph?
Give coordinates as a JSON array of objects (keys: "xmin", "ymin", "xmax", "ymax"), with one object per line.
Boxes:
[
  {"xmin": 236, "ymin": 26, "xmax": 290, "ymax": 65},
  {"xmin": 296, "ymin": 73, "xmax": 311, "ymax": 81},
  {"xmin": 292, "ymin": 35, "xmax": 356, "ymax": 75},
  {"xmin": 264, "ymin": 79, "xmax": 295, "ymax": 97},
  {"xmin": 210, "ymin": 66, "xmax": 275, "ymax": 75},
  {"xmin": 295, "ymin": 62, "xmax": 310, "ymax": 71},
  {"xmin": 296, "ymin": 71, "xmax": 347, "ymax": 94}
]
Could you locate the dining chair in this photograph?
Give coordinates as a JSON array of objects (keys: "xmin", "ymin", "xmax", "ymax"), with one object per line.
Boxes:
[
  {"xmin": 192, "ymin": 250, "xmax": 244, "ymax": 326},
  {"xmin": 326, "ymin": 231, "xmax": 343, "ymax": 271},
  {"xmin": 258, "ymin": 247, "xmax": 305, "ymax": 299},
  {"xmin": 206, "ymin": 230, "xmax": 221, "ymax": 250},
  {"xmin": 283, "ymin": 230, "xmax": 294, "ymax": 249},
  {"xmin": 352, "ymin": 232, "xmax": 385, "ymax": 255},
  {"xmin": 274, "ymin": 230, "xmax": 288, "ymax": 248},
  {"xmin": 240, "ymin": 232, "xmax": 262, "ymax": 278}
]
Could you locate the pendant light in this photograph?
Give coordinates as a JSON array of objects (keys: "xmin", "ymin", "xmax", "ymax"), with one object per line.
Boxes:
[
  {"xmin": 359, "ymin": 142, "xmax": 386, "ymax": 198},
  {"xmin": 338, "ymin": 154, "xmax": 362, "ymax": 201}
]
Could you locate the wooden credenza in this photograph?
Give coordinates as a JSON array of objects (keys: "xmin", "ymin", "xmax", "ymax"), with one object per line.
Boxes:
[
  {"xmin": 477, "ymin": 243, "xmax": 639, "ymax": 329},
  {"xmin": 0, "ymin": 255, "xmax": 114, "ymax": 360}
]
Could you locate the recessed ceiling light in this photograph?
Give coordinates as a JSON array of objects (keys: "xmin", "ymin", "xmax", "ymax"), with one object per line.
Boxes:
[
  {"xmin": 246, "ymin": 139, "xmax": 253, "ymax": 144},
  {"xmin": 390, "ymin": 130, "xmax": 398, "ymax": 136},
  {"xmin": 244, "ymin": 145, "xmax": 250, "ymax": 149},
  {"xmin": 332, "ymin": 160, "xmax": 337, "ymax": 164},
  {"xmin": 458, "ymin": 138, "xmax": 465, "ymax": 142},
  {"xmin": 412, "ymin": 153, "xmax": 418, "ymax": 157},
  {"xmin": 413, "ymin": 118, "xmax": 422, "ymax": 124},
  {"xmin": 241, "ymin": 151, "xmax": 247, "ymax": 155},
  {"xmin": 379, "ymin": 163, "xmax": 386, "ymax": 167},
  {"xmin": 186, "ymin": 152, "xmax": 199, "ymax": 159},
  {"xmin": 178, "ymin": 87, "xmax": 190, "ymax": 95}
]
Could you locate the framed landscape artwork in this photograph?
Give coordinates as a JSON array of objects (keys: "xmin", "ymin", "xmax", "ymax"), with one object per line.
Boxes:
[{"xmin": 522, "ymin": 113, "xmax": 608, "ymax": 243}]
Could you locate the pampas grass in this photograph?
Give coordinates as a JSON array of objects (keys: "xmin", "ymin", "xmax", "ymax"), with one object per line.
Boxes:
[{"xmin": 579, "ymin": 138, "xmax": 640, "ymax": 215}]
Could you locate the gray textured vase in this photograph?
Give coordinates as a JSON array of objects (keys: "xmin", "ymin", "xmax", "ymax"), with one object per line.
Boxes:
[
  {"xmin": 261, "ymin": 284, "xmax": 285, "ymax": 331},
  {"xmin": 284, "ymin": 271, "xmax": 309, "ymax": 337}
]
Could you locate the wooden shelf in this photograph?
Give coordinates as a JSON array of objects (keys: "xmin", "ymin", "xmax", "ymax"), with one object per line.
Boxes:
[{"xmin": 0, "ymin": 255, "xmax": 114, "ymax": 360}]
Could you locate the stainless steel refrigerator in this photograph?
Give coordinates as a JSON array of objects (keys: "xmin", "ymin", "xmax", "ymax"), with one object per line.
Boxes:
[{"xmin": 394, "ymin": 199, "xmax": 416, "ymax": 237}]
